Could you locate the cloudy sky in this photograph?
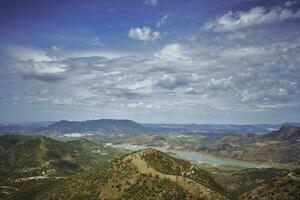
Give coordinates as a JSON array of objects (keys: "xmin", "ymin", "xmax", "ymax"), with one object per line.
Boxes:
[{"xmin": 0, "ymin": 0, "xmax": 299, "ymax": 124}]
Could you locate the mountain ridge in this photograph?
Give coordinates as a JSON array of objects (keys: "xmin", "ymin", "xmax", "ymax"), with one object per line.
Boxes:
[
  {"xmin": 40, "ymin": 119, "xmax": 150, "ymax": 134},
  {"xmin": 261, "ymin": 123, "xmax": 300, "ymax": 141}
]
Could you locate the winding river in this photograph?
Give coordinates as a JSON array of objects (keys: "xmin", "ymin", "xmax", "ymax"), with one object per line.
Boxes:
[{"xmin": 107, "ymin": 143, "xmax": 268, "ymax": 168}]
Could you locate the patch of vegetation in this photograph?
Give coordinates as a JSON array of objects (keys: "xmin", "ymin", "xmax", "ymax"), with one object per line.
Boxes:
[
  {"xmin": 0, "ymin": 135, "xmax": 127, "ymax": 183},
  {"xmin": 3, "ymin": 148, "xmax": 228, "ymax": 200},
  {"xmin": 240, "ymin": 173, "xmax": 300, "ymax": 200},
  {"xmin": 123, "ymin": 175, "xmax": 187, "ymax": 200},
  {"xmin": 141, "ymin": 149, "xmax": 225, "ymax": 195}
]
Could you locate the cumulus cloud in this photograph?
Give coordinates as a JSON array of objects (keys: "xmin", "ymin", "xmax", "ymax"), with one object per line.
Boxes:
[
  {"xmin": 143, "ymin": 0, "xmax": 158, "ymax": 7},
  {"xmin": 1, "ymin": 23, "xmax": 300, "ymax": 119},
  {"xmin": 128, "ymin": 26, "xmax": 160, "ymax": 41},
  {"xmin": 1, "ymin": 0, "xmax": 300, "ymax": 123},
  {"xmin": 204, "ymin": 4, "xmax": 300, "ymax": 32}
]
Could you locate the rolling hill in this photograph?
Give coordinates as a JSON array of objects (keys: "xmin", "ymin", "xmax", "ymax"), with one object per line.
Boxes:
[
  {"xmin": 1, "ymin": 145, "xmax": 299, "ymax": 200},
  {"xmin": 240, "ymin": 170, "xmax": 300, "ymax": 200},
  {"xmin": 5, "ymin": 148, "xmax": 228, "ymax": 200},
  {"xmin": 194, "ymin": 124, "xmax": 300, "ymax": 167},
  {"xmin": 0, "ymin": 135, "xmax": 127, "ymax": 184}
]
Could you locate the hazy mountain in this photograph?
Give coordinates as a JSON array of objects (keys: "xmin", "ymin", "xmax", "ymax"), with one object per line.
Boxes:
[
  {"xmin": 195, "ymin": 124, "xmax": 300, "ymax": 166},
  {"xmin": 143, "ymin": 123, "xmax": 282, "ymax": 135},
  {"xmin": 0, "ymin": 125, "xmax": 28, "ymax": 134},
  {"xmin": 261, "ymin": 123, "xmax": 300, "ymax": 141},
  {"xmin": 0, "ymin": 122, "xmax": 54, "ymax": 135},
  {"xmin": 40, "ymin": 119, "xmax": 150, "ymax": 135},
  {"xmin": 2, "ymin": 120, "xmax": 300, "ymax": 137}
]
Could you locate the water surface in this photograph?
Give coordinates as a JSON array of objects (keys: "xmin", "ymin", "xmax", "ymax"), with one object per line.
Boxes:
[{"xmin": 108, "ymin": 143, "xmax": 268, "ymax": 168}]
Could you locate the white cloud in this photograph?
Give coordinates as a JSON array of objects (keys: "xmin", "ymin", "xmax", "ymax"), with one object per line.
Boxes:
[
  {"xmin": 49, "ymin": 48, "xmax": 125, "ymax": 60},
  {"xmin": 2, "ymin": 26, "xmax": 300, "ymax": 120},
  {"xmin": 128, "ymin": 26, "xmax": 160, "ymax": 41},
  {"xmin": 4, "ymin": 46, "xmax": 128, "ymax": 82},
  {"xmin": 10, "ymin": 60, "xmax": 68, "ymax": 82},
  {"xmin": 206, "ymin": 77, "xmax": 233, "ymax": 91},
  {"xmin": 154, "ymin": 43, "xmax": 191, "ymax": 63},
  {"xmin": 4, "ymin": 46, "xmax": 69, "ymax": 82},
  {"xmin": 225, "ymin": 32, "xmax": 248, "ymax": 40},
  {"xmin": 127, "ymin": 102, "xmax": 154, "ymax": 109},
  {"xmin": 156, "ymin": 14, "xmax": 169, "ymax": 27},
  {"xmin": 116, "ymin": 78, "xmax": 154, "ymax": 95},
  {"xmin": 7, "ymin": 46, "xmax": 53, "ymax": 62},
  {"xmin": 156, "ymin": 73, "xmax": 199, "ymax": 90},
  {"xmin": 89, "ymin": 37, "xmax": 101, "ymax": 46},
  {"xmin": 143, "ymin": 0, "xmax": 158, "ymax": 7},
  {"xmin": 204, "ymin": 5, "xmax": 300, "ymax": 32},
  {"xmin": 24, "ymin": 61, "xmax": 68, "ymax": 74}
]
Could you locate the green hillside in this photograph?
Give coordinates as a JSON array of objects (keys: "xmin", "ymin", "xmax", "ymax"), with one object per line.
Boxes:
[
  {"xmin": 1, "ymin": 137, "xmax": 299, "ymax": 200},
  {"xmin": 193, "ymin": 124, "xmax": 300, "ymax": 167},
  {"xmin": 5, "ymin": 148, "xmax": 228, "ymax": 200},
  {"xmin": 240, "ymin": 170, "xmax": 300, "ymax": 200},
  {"xmin": 0, "ymin": 135, "xmax": 127, "ymax": 184},
  {"xmin": 141, "ymin": 148, "xmax": 225, "ymax": 194}
]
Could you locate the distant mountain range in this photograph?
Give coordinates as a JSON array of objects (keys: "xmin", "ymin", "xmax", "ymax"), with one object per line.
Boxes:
[
  {"xmin": 0, "ymin": 119, "xmax": 300, "ymax": 136},
  {"xmin": 0, "ymin": 119, "xmax": 150, "ymax": 135},
  {"xmin": 40, "ymin": 119, "xmax": 149, "ymax": 134},
  {"xmin": 142, "ymin": 123, "xmax": 300, "ymax": 134},
  {"xmin": 196, "ymin": 123, "xmax": 300, "ymax": 165}
]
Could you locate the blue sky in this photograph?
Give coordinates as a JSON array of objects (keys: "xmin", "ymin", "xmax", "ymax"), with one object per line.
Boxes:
[{"xmin": 0, "ymin": 0, "xmax": 300, "ymax": 124}]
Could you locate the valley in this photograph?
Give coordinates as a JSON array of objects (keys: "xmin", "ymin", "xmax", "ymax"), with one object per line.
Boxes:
[{"xmin": 0, "ymin": 120, "xmax": 300, "ymax": 199}]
